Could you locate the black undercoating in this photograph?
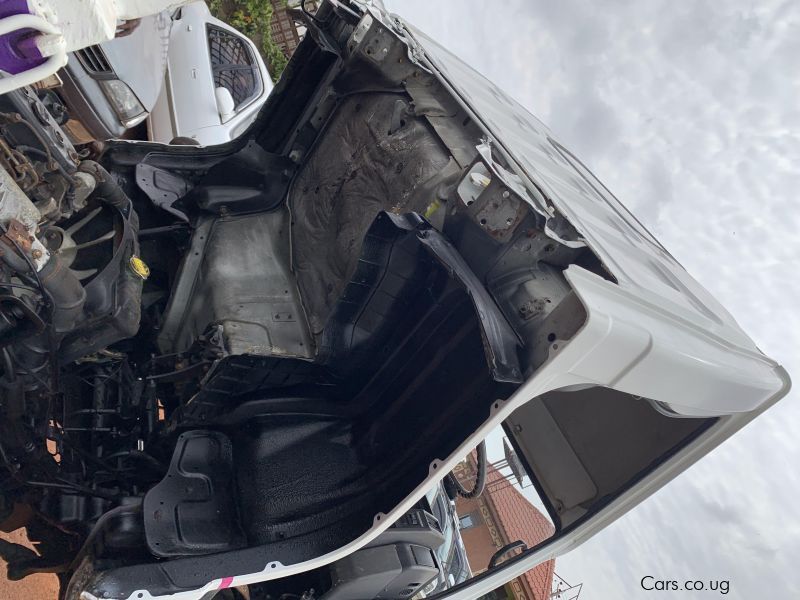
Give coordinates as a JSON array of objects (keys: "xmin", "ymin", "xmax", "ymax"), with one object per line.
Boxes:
[
  {"xmin": 86, "ymin": 211, "xmax": 519, "ymax": 598},
  {"xmin": 143, "ymin": 431, "xmax": 245, "ymax": 557},
  {"xmin": 290, "ymin": 93, "xmax": 451, "ymax": 336}
]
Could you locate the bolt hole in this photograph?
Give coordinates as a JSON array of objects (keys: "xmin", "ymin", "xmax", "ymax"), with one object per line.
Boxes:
[
  {"xmin": 547, "ymin": 333, "xmax": 556, "ymax": 342},
  {"xmin": 480, "ymin": 218, "xmax": 487, "ymax": 225}
]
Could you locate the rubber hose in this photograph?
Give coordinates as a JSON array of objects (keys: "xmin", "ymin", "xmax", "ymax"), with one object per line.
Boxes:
[
  {"xmin": 37, "ymin": 255, "xmax": 86, "ymax": 334},
  {"xmin": 1, "ymin": 348, "xmax": 16, "ymax": 383},
  {"xmin": 77, "ymin": 160, "xmax": 129, "ymax": 210},
  {"xmin": 0, "ymin": 248, "xmax": 84, "ymax": 334},
  {"xmin": 446, "ymin": 440, "xmax": 487, "ymax": 499}
]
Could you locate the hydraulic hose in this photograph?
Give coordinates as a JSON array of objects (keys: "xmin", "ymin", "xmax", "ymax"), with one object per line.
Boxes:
[{"xmin": 446, "ymin": 440, "xmax": 487, "ymax": 499}]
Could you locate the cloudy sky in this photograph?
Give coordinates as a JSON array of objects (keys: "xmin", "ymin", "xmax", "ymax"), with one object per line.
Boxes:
[{"xmin": 384, "ymin": 1, "xmax": 800, "ymax": 598}]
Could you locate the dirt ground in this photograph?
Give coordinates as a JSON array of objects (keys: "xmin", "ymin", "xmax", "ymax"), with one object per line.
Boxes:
[{"xmin": 1, "ymin": 530, "xmax": 59, "ymax": 600}]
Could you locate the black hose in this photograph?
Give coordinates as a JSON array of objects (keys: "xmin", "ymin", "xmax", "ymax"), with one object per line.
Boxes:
[
  {"xmin": 446, "ymin": 440, "xmax": 487, "ymax": 499},
  {"xmin": 77, "ymin": 160, "xmax": 129, "ymax": 210},
  {"xmin": 488, "ymin": 540, "xmax": 528, "ymax": 569},
  {"xmin": 67, "ymin": 502, "xmax": 142, "ymax": 572},
  {"xmin": 24, "ymin": 480, "xmax": 120, "ymax": 501},
  {"xmin": 1, "ymin": 348, "xmax": 16, "ymax": 382},
  {"xmin": 14, "ymin": 145, "xmax": 75, "ymax": 180},
  {"xmin": 37, "ymin": 255, "xmax": 86, "ymax": 334},
  {"xmin": 0, "ymin": 244, "xmax": 35, "ymax": 275},
  {"xmin": 0, "ymin": 281, "xmax": 43, "ymax": 294}
]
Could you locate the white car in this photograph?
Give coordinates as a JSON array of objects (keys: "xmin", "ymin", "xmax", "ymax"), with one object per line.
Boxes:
[
  {"xmin": 49, "ymin": 1, "xmax": 271, "ymax": 145},
  {"xmin": 147, "ymin": 1, "xmax": 274, "ymax": 145}
]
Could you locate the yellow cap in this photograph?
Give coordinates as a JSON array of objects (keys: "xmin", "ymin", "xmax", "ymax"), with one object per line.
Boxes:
[{"xmin": 129, "ymin": 256, "xmax": 150, "ymax": 280}]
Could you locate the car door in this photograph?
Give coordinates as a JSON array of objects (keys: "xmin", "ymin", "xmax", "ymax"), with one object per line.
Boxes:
[
  {"xmin": 151, "ymin": 2, "xmax": 219, "ymax": 142},
  {"xmin": 149, "ymin": 1, "xmax": 268, "ymax": 144}
]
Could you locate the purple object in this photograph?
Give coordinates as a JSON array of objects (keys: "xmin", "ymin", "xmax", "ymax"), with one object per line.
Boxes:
[
  {"xmin": 0, "ymin": 0, "xmax": 30, "ymax": 19},
  {"xmin": 0, "ymin": 0, "xmax": 47, "ymax": 76}
]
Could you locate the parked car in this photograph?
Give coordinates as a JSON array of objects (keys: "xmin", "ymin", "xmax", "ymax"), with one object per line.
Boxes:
[
  {"xmin": 147, "ymin": 1, "xmax": 274, "ymax": 145},
  {"xmin": 55, "ymin": 11, "xmax": 172, "ymax": 143},
  {"xmin": 52, "ymin": 1, "xmax": 271, "ymax": 145},
  {"xmin": 0, "ymin": 1, "xmax": 789, "ymax": 600},
  {"xmin": 420, "ymin": 484, "xmax": 473, "ymax": 595}
]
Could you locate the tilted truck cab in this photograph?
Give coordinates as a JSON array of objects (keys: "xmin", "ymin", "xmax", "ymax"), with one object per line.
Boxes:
[{"xmin": 0, "ymin": 2, "xmax": 788, "ymax": 599}]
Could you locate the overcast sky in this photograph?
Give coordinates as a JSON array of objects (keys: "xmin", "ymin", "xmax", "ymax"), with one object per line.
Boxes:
[{"xmin": 384, "ymin": 1, "xmax": 800, "ymax": 598}]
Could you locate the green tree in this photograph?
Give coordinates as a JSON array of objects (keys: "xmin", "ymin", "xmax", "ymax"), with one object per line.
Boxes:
[{"xmin": 208, "ymin": 0, "xmax": 290, "ymax": 82}]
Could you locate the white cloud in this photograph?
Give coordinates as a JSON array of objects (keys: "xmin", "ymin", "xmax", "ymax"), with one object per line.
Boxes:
[{"xmin": 386, "ymin": 1, "xmax": 800, "ymax": 597}]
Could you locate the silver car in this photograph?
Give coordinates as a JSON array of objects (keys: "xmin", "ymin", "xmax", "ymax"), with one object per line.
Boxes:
[
  {"xmin": 53, "ymin": 2, "xmax": 271, "ymax": 145},
  {"xmin": 55, "ymin": 12, "xmax": 171, "ymax": 142}
]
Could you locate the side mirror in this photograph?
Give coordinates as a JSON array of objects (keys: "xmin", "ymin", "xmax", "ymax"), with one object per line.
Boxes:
[{"xmin": 214, "ymin": 87, "xmax": 235, "ymax": 122}]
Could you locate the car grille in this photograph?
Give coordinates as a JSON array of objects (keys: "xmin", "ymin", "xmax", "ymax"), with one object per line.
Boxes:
[{"xmin": 75, "ymin": 45, "xmax": 114, "ymax": 78}]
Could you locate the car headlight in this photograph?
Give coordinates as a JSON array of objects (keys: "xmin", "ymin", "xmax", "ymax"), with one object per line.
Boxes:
[{"xmin": 99, "ymin": 79, "xmax": 147, "ymax": 128}]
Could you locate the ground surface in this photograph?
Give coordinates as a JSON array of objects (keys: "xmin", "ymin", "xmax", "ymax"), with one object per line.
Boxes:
[{"xmin": 1, "ymin": 530, "xmax": 59, "ymax": 599}]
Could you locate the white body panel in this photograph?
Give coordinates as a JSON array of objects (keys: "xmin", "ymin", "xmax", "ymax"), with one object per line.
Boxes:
[
  {"xmin": 404, "ymin": 23, "xmax": 783, "ymax": 419},
  {"xmin": 80, "ymin": 265, "xmax": 789, "ymax": 600},
  {"xmin": 147, "ymin": 2, "xmax": 273, "ymax": 145},
  {"xmin": 0, "ymin": 0, "xmax": 194, "ymax": 94},
  {"xmin": 28, "ymin": 0, "xmax": 193, "ymax": 50},
  {"xmin": 82, "ymin": 7, "xmax": 790, "ymax": 600}
]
